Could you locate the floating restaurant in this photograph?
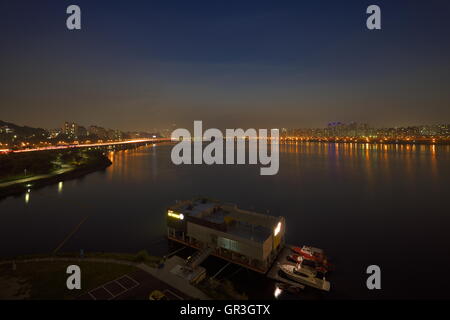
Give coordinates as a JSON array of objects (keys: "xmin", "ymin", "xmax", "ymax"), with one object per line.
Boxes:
[{"xmin": 166, "ymin": 198, "xmax": 285, "ymax": 273}]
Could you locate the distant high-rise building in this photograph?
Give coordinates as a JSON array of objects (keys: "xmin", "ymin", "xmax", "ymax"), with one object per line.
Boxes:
[{"xmin": 62, "ymin": 122, "xmax": 79, "ymax": 137}]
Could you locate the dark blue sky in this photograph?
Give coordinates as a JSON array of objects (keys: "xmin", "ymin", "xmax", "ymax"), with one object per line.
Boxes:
[{"xmin": 1, "ymin": 0, "xmax": 449, "ymax": 131}]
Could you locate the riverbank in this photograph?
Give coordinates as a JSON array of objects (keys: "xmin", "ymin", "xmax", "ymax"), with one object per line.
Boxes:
[
  {"xmin": 0, "ymin": 251, "xmax": 211, "ymax": 300},
  {"xmin": 0, "ymin": 259, "xmax": 138, "ymax": 300},
  {"xmin": 0, "ymin": 251, "xmax": 160, "ymax": 299},
  {"xmin": 0, "ymin": 150, "xmax": 112, "ymax": 200},
  {"xmin": 280, "ymin": 138, "xmax": 450, "ymax": 145}
]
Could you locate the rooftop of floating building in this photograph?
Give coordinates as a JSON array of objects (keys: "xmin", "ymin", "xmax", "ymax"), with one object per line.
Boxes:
[{"xmin": 170, "ymin": 199, "xmax": 275, "ymax": 242}]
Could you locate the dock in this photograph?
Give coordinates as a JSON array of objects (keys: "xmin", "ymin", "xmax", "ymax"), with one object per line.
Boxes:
[{"xmin": 266, "ymin": 244, "xmax": 305, "ymax": 290}]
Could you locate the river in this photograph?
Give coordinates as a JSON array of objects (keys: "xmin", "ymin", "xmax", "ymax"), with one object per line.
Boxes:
[{"xmin": 1, "ymin": 142, "xmax": 449, "ymax": 299}]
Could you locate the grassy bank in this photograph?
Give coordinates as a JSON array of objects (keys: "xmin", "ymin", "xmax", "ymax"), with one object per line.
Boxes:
[
  {"xmin": 0, "ymin": 260, "xmax": 137, "ymax": 300},
  {"xmin": 0, "ymin": 250, "xmax": 163, "ymax": 300},
  {"xmin": 0, "ymin": 149, "xmax": 112, "ymax": 199}
]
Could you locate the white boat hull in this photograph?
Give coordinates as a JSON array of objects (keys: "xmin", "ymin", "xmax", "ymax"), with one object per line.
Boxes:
[{"xmin": 280, "ymin": 264, "xmax": 330, "ymax": 292}]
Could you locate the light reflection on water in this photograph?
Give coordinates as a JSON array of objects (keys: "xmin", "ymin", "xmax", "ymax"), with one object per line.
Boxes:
[{"xmin": 24, "ymin": 191, "xmax": 30, "ymax": 204}]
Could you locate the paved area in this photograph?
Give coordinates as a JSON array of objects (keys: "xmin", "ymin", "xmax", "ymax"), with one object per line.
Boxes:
[
  {"xmin": 78, "ymin": 269, "xmax": 189, "ymax": 300},
  {"xmin": 0, "ymin": 257, "xmax": 209, "ymax": 300},
  {"xmin": 85, "ymin": 275, "xmax": 139, "ymax": 300},
  {"xmin": 138, "ymin": 256, "xmax": 210, "ymax": 300}
]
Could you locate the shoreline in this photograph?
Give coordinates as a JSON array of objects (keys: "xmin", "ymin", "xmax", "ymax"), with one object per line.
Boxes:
[
  {"xmin": 0, "ymin": 142, "xmax": 173, "ymax": 201},
  {"xmin": 279, "ymin": 138, "xmax": 450, "ymax": 145},
  {"xmin": 0, "ymin": 159, "xmax": 112, "ymax": 200}
]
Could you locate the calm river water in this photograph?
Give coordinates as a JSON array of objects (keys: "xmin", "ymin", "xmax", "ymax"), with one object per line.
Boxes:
[{"xmin": 1, "ymin": 142, "xmax": 449, "ymax": 299}]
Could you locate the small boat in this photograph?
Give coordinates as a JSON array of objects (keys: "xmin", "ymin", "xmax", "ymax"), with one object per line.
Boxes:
[
  {"xmin": 287, "ymin": 254, "xmax": 329, "ymax": 274},
  {"xmin": 279, "ymin": 264, "xmax": 330, "ymax": 292},
  {"xmin": 292, "ymin": 245, "xmax": 325, "ymax": 262},
  {"xmin": 292, "ymin": 245, "xmax": 332, "ymax": 269}
]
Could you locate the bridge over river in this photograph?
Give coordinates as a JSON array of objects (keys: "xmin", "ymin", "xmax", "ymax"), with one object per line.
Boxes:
[{"xmin": 0, "ymin": 138, "xmax": 172, "ymax": 154}]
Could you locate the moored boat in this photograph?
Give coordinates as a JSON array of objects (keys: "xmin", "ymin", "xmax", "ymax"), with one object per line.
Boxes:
[
  {"xmin": 279, "ymin": 263, "xmax": 330, "ymax": 292},
  {"xmin": 287, "ymin": 254, "xmax": 329, "ymax": 274},
  {"xmin": 292, "ymin": 245, "xmax": 325, "ymax": 262}
]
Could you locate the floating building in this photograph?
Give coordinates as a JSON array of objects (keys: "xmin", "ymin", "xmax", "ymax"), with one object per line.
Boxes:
[{"xmin": 166, "ymin": 198, "xmax": 285, "ymax": 273}]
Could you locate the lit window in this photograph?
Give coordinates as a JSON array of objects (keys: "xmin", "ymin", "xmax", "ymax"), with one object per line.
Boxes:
[{"xmin": 218, "ymin": 237, "xmax": 239, "ymax": 252}]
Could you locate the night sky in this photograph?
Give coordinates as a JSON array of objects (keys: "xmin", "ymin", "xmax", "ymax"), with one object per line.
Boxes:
[{"xmin": 1, "ymin": 0, "xmax": 449, "ymax": 131}]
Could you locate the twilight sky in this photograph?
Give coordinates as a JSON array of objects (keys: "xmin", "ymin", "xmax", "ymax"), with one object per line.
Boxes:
[{"xmin": 1, "ymin": 0, "xmax": 450, "ymax": 132}]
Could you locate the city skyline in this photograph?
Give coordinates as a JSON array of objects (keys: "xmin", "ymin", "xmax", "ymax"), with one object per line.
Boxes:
[
  {"xmin": 2, "ymin": 118, "xmax": 450, "ymax": 153},
  {"xmin": 2, "ymin": 118, "xmax": 450, "ymax": 134},
  {"xmin": 1, "ymin": 1, "xmax": 450, "ymax": 132}
]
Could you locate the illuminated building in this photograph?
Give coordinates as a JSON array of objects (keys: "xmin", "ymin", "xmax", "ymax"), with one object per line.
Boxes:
[
  {"xmin": 167, "ymin": 198, "xmax": 285, "ymax": 273},
  {"xmin": 62, "ymin": 122, "xmax": 79, "ymax": 137}
]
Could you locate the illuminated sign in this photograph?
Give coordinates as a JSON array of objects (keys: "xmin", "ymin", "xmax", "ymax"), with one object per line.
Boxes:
[{"xmin": 168, "ymin": 210, "xmax": 184, "ymax": 220}]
